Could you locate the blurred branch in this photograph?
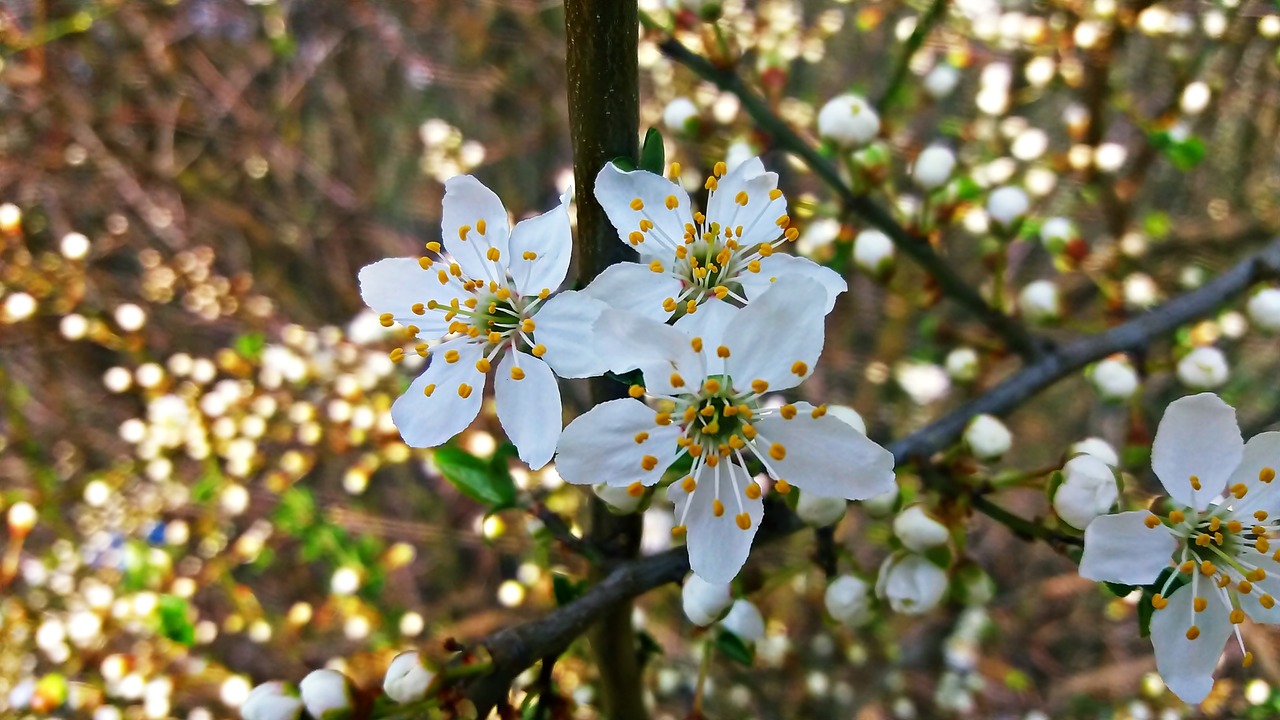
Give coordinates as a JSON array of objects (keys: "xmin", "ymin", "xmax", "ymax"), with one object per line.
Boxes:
[
  {"xmin": 656, "ymin": 35, "xmax": 1043, "ymax": 361},
  {"xmin": 460, "ymin": 238, "xmax": 1280, "ymax": 706},
  {"xmin": 875, "ymin": 0, "xmax": 948, "ymax": 112}
]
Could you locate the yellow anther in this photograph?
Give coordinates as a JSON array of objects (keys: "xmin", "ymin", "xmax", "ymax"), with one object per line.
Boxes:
[
  {"xmin": 1231, "ymin": 609, "xmax": 1246, "ymax": 624},
  {"xmin": 747, "ymin": 260, "xmax": 761, "ymax": 273},
  {"xmin": 734, "ymin": 191, "xmax": 749, "ymax": 206},
  {"xmin": 688, "ymin": 444, "xmax": 703, "ymax": 457},
  {"xmin": 411, "ymin": 302, "xmax": 426, "ymax": 315},
  {"xmin": 671, "ymin": 525, "xmax": 687, "ymax": 537},
  {"xmin": 668, "ymin": 162, "xmax": 681, "ymax": 179},
  {"xmin": 682, "ymin": 477, "xmax": 697, "ymax": 492},
  {"xmin": 629, "ymin": 385, "xmax": 646, "ymax": 398},
  {"xmin": 486, "ymin": 247, "xmax": 501, "ymax": 262},
  {"xmin": 633, "ymin": 432, "xmax": 649, "ymax": 445},
  {"xmin": 712, "ymin": 499, "xmax": 725, "ymax": 517},
  {"xmin": 713, "ymin": 286, "xmax": 729, "ymax": 300},
  {"xmin": 532, "ymin": 344, "xmax": 546, "ymax": 358},
  {"xmin": 780, "ymin": 404, "xmax": 797, "ymax": 420},
  {"xmin": 1193, "ymin": 597, "xmax": 1207, "ymax": 612},
  {"xmin": 1144, "ymin": 515, "xmax": 1161, "ymax": 529},
  {"xmin": 713, "ymin": 162, "xmax": 727, "ymax": 177},
  {"xmin": 510, "ymin": 366, "xmax": 525, "ymax": 381},
  {"xmin": 1262, "ymin": 595, "xmax": 1276, "ymax": 609},
  {"xmin": 670, "ymin": 373, "xmax": 685, "ymax": 388},
  {"xmin": 785, "ymin": 227, "xmax": 800, "ymax": 242},
  {"xmin": 464, "ymin": 298, "xmax": 478, "ymax": 310},
  {"xmin": 774, "ymin": 479, "xmax": 792, "ymax": 494},
  {"xmin": 704, "ymin": 378, "xmax": 721, "ymax": 394},
  {"xmin": 1152, "ymin": 593, "xmax": 1169, "ymax": 609},
  {"xmin": 737, "ymin": 404, "xmax": 753, "ymax": 419},
  {"xmin": 1228, "ymin": 520, "xmax": 1243, "ymax": 534},
  {"xmin": 769, "ymin": 443, "xmax": 786, "ymax": 460},
  {"xmin": 475, "ymin": 358, "xmax": 491, "ymax": 373},
  {"xmin": 459, "ymin": 225, "xmax": 471, "ymax": 240},
  {"xmin": 705, "ymin": 454, "xmax": 718, "ymax": 467},
  {"xmin": 735, "ymin": 513, "xmax": 751, "ymax": 530},
  {"xmin": 697, "ymin": 405, "xmax": 713, "ymax": 418},
  {"xmin": 758, "ymin": 243, "xmax": 774, "ymax": 257},
  {"xmin": 1245, "ymin": 652, "xmax": 1255, "ymax": 667},
  {"xmin": 1195, "ymin": 534, "xmax": 1212, "ymax": 547},
  {"xmin": 723, "ymin": 406, "xmax": 738, "ymax": 417},
  {"xmin": 522, "ymin": 251, "xmax": 537, "ymax": 260},
  {"xmin": 713, "ymin": 345, "xmax": 729, "ymax": 359},
  {"xmin": 1250, "ymin": 568, "xmax": 1268, "ymax": 582},
  {"xmin": 1232, "ymin": 483, "xmax": 1249, "ymax": 499},
  {"xmin": 649, "ymin": 259, "xmax": 665, "ymax": 273},
  {"xmin": 1262, "ymin": 467, "xmax": 1276, "ymax": 483},
  {"xmin": 630, "ymin": 198, "xmax": 644, "ymax": 211},
  {"xmin": 405, "ymin": 324, "xmax": 421, "ymax": 337},
  {"xmin": 745, "ymin": 483, "xmax": 762, "ymax": 500},
  {"xmin": 641, "ymin": 455, "xmax": 659, "ymax": 471},
  {"xmin": 694, "ymin": 212, "xmax": 706, "ymax": 224},
  {"xmin": 423, "ymin": 383, "xmax": 436, "ymax": 397},
  {"xmin": 628, "ymin": 231, "xmax": 644, "ymax": 245},
  {"xmin": 791, "ymin": 361, "xmax": 808, "ymax": 377},
  {"xmin": 416, "ymin": 344, "xmax": 428, "ymax": 357},
  {"xmin": 1190, "ymin": 475, "xmax": 1202, "ymax": 490},
  {"xmin": 1169, "ymin": 510, "xmax": 1186, "ymax": 524},
  {"xmin": 704, "ymin": 176, "xmax": 718, "ymax": 191},
  {"xmin": 675, "ymin": 245, "xmax": 688, "ymax": 259},
  {"xmin": 655, "ymin": 412, "xmax": 672, "ymax": 426},
  {"xmin": 1180, "ymin": 560, "xmax": 1196, "ymax": 574},
  {"xmin": 488, "ymin": 331, "xmax": 502, "ymax": 343},
  {"xmin": 457, "ymin": 384, "xmax": 473, "ymax": 399},
  {"xmin": 539, "ymin": 288, "xmax": 550, "ymax": 299},
  {"xmin": 1186, "ymin": 625, "xmax": 1201, "ymax": 640},
  {"xmin": 425, "ymin": 241, "xmax": 442, "ymax": 253},
  {"xmin": 1256, "ymin": 525, "xmax": 1269, "ymax": 537},
  {"xmin": 1240, "ymin": 581, "xmax": 1254, "ymax": 594},
  {"xmin": 1200, "ymin": 561, "xmax": 1217, "ymax": 576},
  {"xmin": 811, "ymin": 405, "xmax": 827, "ymax": 418},
  {"xmin": 476, "ymin": 219, "xmax": 487, "ymax": 235},
  {"xmin": 1256, "ymin": 510, "xmax": 1269, "ymax": 521},
  {"xmin": 1210, "ymin": 517, "xmax": 1222, "ymax": 531},
  {"xmin": 751, "ymin": 379, "xmax": 769, "ymax": 394},
  {"xmin": 450, "ymin": 262, "xmax": 462, "ymax": 277},
  {"xmin": 1259, "ymin": 537, "xmax": 1272, "ymax": 553},
  {"xmin": 521, "ymin": 318, "xmax": 535, "ymax": 333},
  {"xmin": 768, "ymin": 189, "xmax": 783, "ymax": 201},
  {"xmin": 1219, "ymin": 574, "xmax": 1232, "ymax": 588},
  {"xmin": 419, "ymin": 257, "xmax": 434, "ymax": 269},
  {"xmin": 640, "ymin": 219, "xmax": 655, "ymax": 232},
  {"xmin": 379, "ymin": 312, "xmax": 395, "ymax": 327},
  {"xmin": 389, "ymin": 348, "xmax": 405, "ymax": 363},
  {"xmin": 445, "ymin": 349, "xmax": 461, "ymax": 364},
  {"xmin": 691, "ymin": 337, "xmax": 703, "ymax": 352},
  {"xmin": 627, "ymin": 481, "xmax": 645, "ymax": 497},
  {"xmin": 775, "ymin": 214, "xmax": 790, "ymax": 228},
  {"xmin": 742, "ymin": 423, "xmax": 757, "ymax": 439},
  {"xmin": 728, "ymin": 434, "xmax": 745, "ymax": 449},
  {"xmin": 704, "ymin": 420, "xmax": 720, "ymax": 435},
  {"xmin": 665, "ymin": 195, "xmax": 679, "ymax": 210},
  {"xmin": 663, "ymin": 298, "xmax": 678, "ymax": 312},
  {"xmin": 1215, "ymin": 532, "xmax": 1224, "ymax": 545},
  {"xmin": 437, "ymin": 269, "xmax": 449, "ymax": 285}
]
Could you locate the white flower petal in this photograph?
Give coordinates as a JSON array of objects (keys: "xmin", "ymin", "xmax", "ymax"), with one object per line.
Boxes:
[
  {"xmin": 580, "ymin": 261, "xmax": 684, "ymax": 322},
  {"xmin": 668, "ymin": 459, "xmax": 763, "ymax": 584},
  {"xmin": 1152, "ymin": 393, "xmax": 1243, "ymax": 510},
  {"xmin": 1150, "ymin": 586, "xmax": 1231, "ymax": 705},
  {"xmin": 508, "ymin": 195, "xmax": 572, "ymax": 296},
  {"xmin": 723, "ymin": 276, "xmax": 826, "ymax": 392},
  {"xmin": 1225, "ymin": 432, "xmax": 1280, "ymax": 518},
  {"xmin": 532, "ymin": 290, "xmax": 611, "ymax": 378},
  {"xmin": 358, "ymin": 258, "xmax": 462, "ymax": 337},
  {"xmin": 494, "ymin": 353, "xmax": 561, "ymax": 470},
  {"xmin": 442, "ymin": 175, "xmax": 511, "ymax": 284},
  {"xmin": 705, "ymin": 157, "xmax": 787, "ymax": 248},
  {"xmin": 754, "ymin": 406, "xmax": 896, "ymax": 500},
  {"xmin": 1078, "ymin": 511, "xmax": 1176, "ymax": 585},
  {"xmin": 391, "ymin": 339, "xmax": 486, "ymax": 448},
  {"xmin": 1236, "ymin": 553, "xmax": 1280, "ymax": 625},
  {"xmin": 736, "ymin": 253, "xmax": 847, "ymax": 314},
  {"xmin": 555, "ymin": 399, "xmax": 684, "ymax": 488},
  {"xmin": 672, "ymin": 298, "xmax": 737, "ymax": 377},
  {"xmin": 595, "ymin": 163, "xmax": 694, "ymax": 258},
  {"xmin": 594, "ymin": 309, "xmax": 705, "ymax": 395}
]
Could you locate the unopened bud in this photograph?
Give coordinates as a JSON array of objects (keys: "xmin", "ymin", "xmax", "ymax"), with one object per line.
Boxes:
[
  {"xmin": 1176, "ymin": 346, "xmax": 1229, "ymax": 389},
  {"xmin": 912, "ymin": 146, "xmax": 956, "ymax": 190},
  {"xmin": 1090, "ymin": 357, "xmax": 1139, "ymax": 401},
  {"xmin": 681, "ymin": 574, "xmax": 732, "ymax": 626},
  {"xmin": 924, "ymin": 64, "xmax": 961, "ymax": 99},
  {"xmin": 825, "ymin": 575, "xmax": 872, "ymax": 626},
  {"xmin": 1039, "ymin": 217, "xmax": 1077, "ymax": 255},
  {"xmin": 1052, "ymin": 455, "xmax": 1118, "ymax": 530},
  {"xmin": 721, "ymin": 599, "xmax": 765, "ymax": 643},
  {"xmin": 242, "ymin": 681, "xmax": 303, "ymax": 720},
  {"xmin": 945, "ymin": 347, "xmax": 980, "ymax": 383},
  {"xmin": 817, "ymin": 94, "xmax": 880, "ymax": 148},
  {"xmin": 876, "ymin": 553, "xmax": 948, "ymax": 615},
  {"xmin": 383, "ymin": 651, "xmax": 435, "ymax": 704},
  {"xmin": 893, "ymin": 505, "xmax": 949, "ymax": 552},
  {"xmin": 1071, "ymin": 437, "xmax": 1119, "ymax": 467},
  {"xmin": 1018, "ymin": 280, "xmax": 1059, "ymax": 324},
  {"xmin": 662, "ymin": 97, "xmax": 700, "ymax": 135},
  {"xmin": 1247, "ymin": 288, "xmax": 1280, "ymax": 331},
  {"xmin": 964, "ymin": 414, "xmax": 1012, "ymax": 460},
  {"xmin": 853, "ymin": 229, "xmax": 894, "ymax": 276},
  {"xmin": 299, "ymin": 669, "xmax": 353, "ymax": 720},
  {"xmin": 986, "ymin": 186, "xmax": 1029, "ymax": 228},
  {"xmin": 796, "ymin": 492, "xmax": 847, "ymax": 528}
]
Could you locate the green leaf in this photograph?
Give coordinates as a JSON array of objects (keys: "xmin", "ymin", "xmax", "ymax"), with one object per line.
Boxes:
[
  {"xmin": 1046, "ymin": 470, "xmax": 1065, "ymax": 502},
  {"xmin": 1149, "ymin": 130, "xmax": 1205, "ymax": 171},
  {"xmin": 434, "ymin": 445, "xmax": 518, "ymax": 508},
  {"xmin": 639, "ymin": 128, "xmax": 666, "ymax": 174},
  {"xmin": 233, "ymin": 332, "xmax": 266, "ymax": 361},
  {"xmin": 552, "ymin": 573, "xmax": 585, "ymax": 606},
  {"xmin": 157, "ymin": 595, "xmax": 196, "ymax": 646},
  {"xmin": 273, "ymin": 487, "xmax": 317, "ymax": 536},
  {"xmin": 1104, "ymin": 581, "xmax": 1135, "ymax": 598},
  {"xmin": 610, "ymin": 156, "xmax": 637, "ymax": 172},
  {"xmin": 714, "ymin": 629, "xmax": 755, "ymax": 666}
]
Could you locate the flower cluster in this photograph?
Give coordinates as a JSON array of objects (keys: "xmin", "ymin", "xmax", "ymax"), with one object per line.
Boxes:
[{"xmin": 361, "ymin": 160, "xmax": 894, "ymax": 584}]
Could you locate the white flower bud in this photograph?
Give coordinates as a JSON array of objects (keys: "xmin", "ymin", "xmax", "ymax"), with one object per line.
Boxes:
[
  {"xmin": 1039, "ymin": 217, "xmax": 1076, "ymax": 254},
  {"xmin": 593, "ymin": 483, "xmax": 642, "ymax": 514},
  {"xmin": 383, "ymin": 651, "xmax": 435, "ymax": 704},
  {"xmin": 954, "ymin": 564, "xmax": 995, "ymax": 606},
  {"xmin": 681, "ymin": 574, "xmax": 732, "ymax": 626},
  {"xmin": 963, "ymin": 414, "xmax": 1012, "ymax": 460},
  {"xmin": 853, "ymin": 229, "xmax": 894, "ymax": 275},
  {"xmin": 824, "ymin": 575, "xmax": 872, "ymax": 626},
  {"xmin": 861, "ymin": 489, "xmax": 899, "ymax": 518},
  {"xmin": 299, "ymin": 670, "xmax": 353, "ymax": 720},
  {"xmin": 826, "ymin": 404, "xmax": 866, "ymax": 435},
  {"xmin": 875, "ymin": 554, "xmax": 948, "ymax": 615},
  {"xmin": 1176, "ymin": 346, "xmax": 1229, "ymax": 389},
  {"xmin": 1123, "ymin": 273, "xmax": 1159, "ymax": 310},
  {"xmin": 241, "ymin": 681, "xmax": 303, "ymax": 720},
  {"xmin": 1071, "ymin": 437, "xmax": 1119, "ymax": 468},
  {"xmin": 1247, "ymin": 288, "xmax": 1280, "ymax": 331},
  {"xmin": 796, "ymin": 492, "xmax": 847, "ymax": 528},
  {"xmin": 817, "ymin": 94, "xmax": 880, "ymax": 148},
  {"xmin": 721, "ymin": 599, "xmax": 765, "ymax": 643},
  {"xmin": 986, "ymin": 186, "xmax": 1029, "ymax": 226},
  {"xmin": 1052, "ymin": 455, "xmax": 1118, "ymax": 530},
  {"xmin": 1090, "ymin": 357, "xmax": 1139, "ymax": 401},
  {"xmin": 895, "ymin": 361, "xmax": 951, "ymax": 405},
  {"xmin": 662, "ymin": 97, "xmax": 699, "ymax": 134},
  {"xmin": 893, "ymin": 505, "xmax": 950, "ymax": 552},
  {"xmin": 924, "ymin": 64, "xmax": 961, "ymax": 99},
  {"xmin": 1017, "ymin": 280, "xmax": 1060, "ymax": 323},
  {"xmin": 945, "ymin": 347, "xmax": 980, "ymax": 382},
  {"xmin": 912, "ymin": 146, "xmax": 956, "ymax": 190}
]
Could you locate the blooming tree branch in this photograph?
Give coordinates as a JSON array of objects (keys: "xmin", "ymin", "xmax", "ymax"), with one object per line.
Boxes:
[
  {"xmin": 459, "ymin": 237, "xmax": 1280, "ymax": 712},
  {"xmin": 655, "ymin": 35, "xmax": 1045, "ymax": 361}
]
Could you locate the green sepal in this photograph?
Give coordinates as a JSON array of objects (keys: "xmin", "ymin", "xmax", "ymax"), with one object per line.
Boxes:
[
  {"xmin": 639, "ymin": 128, "xmax": 666, "ymax": 174},
  {"xmin": 714, "ymin": 629, "xmax": 755, "ymax": 666}
]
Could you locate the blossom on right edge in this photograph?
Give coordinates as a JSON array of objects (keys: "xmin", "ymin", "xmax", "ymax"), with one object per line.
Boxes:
[
  {"xmin": 553, "ymin": 277, "xmax": 896, "ymax": 584},
  {"xmin": 1079, "ymin": 392, "xmax": 1280, "ymax": 704}
]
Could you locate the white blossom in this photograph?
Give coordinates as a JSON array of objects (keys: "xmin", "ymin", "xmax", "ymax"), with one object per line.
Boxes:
[
  {"xmin": 825, "ymin": 575, "xmax": 872, "ymax": 626},
  {"xmin": 964, "ymin": 414, "xmax": 1012, "ymax": 460},
  {"xmin": 1053, "ymin": 455, "xmax": 1118, "ymax": 530},
  {"xmin": 241, "ymin": 681, "xmax": 303, "ymax": 720},
  {"xmin": 1092, "ymin": 357, "xmax": 1140, "ymax": 401},
  {"xmin": 662, "ymin": 97, "xmax": 700, "ymax": 134},
  {"xmin": 912, "ymin": 146, "xmax": 957, "ymax": 190},
  {"xmin": 1072, "ymin": 437, "xmax": 1120, "ymax": 468},
  {"xmin": 876, "ymin": 553, "xmax": 948, "ymax": 615},
  {"xmin": 298, "ymin": 670, "xmax": 353, "ymax": 720},
  {"xmin": 986, "ymin": 186, "xmax": 1029, "ymax": 227},
  {"xmin": 826, "ymin": 404, "xmax": 866, "ymax": 435},
  {"xmin": 589, "ymin": 158, "xmax": 846, "ymax": 322},
  {"xmin": 358, "ymin": 177, "xmax": 607, "ymax": 468},
  {"xmin": 721, "ymin": 599, "xmax": 765, "ymax": 643},
  {"xmin": 797, "ymin": 492, "xmax": 848, "ymax": 528},
  {"xmin": 1079, "ymin": 393, "xmax": 1280, "ymax": 703},
  {"xmin": 945, "ymin": 347, "xmax": 980, "ymax": 382},
  {"xmin": 817, "ymin": 94, "xmax": 880, "ymax": 148},
  {"xmin": 924, "ymin": 64, "xmax": 961, "ymax": 99},
  {"xmin": 853, "ymin": 229, "xmax": 895, "ymax": 275},
  {"xmin": 383, "ymin": 651, "xmax": 435, "ymax": 704},
  {"xmin": 894, "ymin": 505, "xmax": 950, "ymax": 552},
  {"xmin": 1246, "ymin": 288, "xmax": 1280, "ymax": 331},
  {"xmin": 1039, "ymin": 217, "xmax": 1076, "ymax": 254},
  {"xmin": 1017, "ymin": 280, "xmax": 1060, "ymax": 323},
  {"xmin": 682, "ymin": 574, "xmax": 732, "ymax": 626},
  {"xmin": 1176, "ymin": 346, "xmax": 1229, "ymax": 390},
  {"xmin": 555, "ymin": 279, "xmax": 895, "ymax": 583}
]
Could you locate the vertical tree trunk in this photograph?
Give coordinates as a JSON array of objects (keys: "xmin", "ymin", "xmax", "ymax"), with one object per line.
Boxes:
[{"xmin": 564, "ymin": 2, "xmax": 648, "ymax": 719}]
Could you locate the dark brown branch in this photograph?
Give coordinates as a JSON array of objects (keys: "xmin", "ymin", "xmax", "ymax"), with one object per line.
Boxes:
[
  {"xmin": 460, "ymin": 238, "xmax": 1280, "ymax": 708},
  {"xmin": 656, "ymin": 36, "xmax": 1043, "ymax": 361}
]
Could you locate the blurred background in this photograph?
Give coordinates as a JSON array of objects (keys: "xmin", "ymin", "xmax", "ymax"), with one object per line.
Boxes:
[{"xmin": 2, "ymin": 0, "xmax": 1280, "ymax": 718}]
